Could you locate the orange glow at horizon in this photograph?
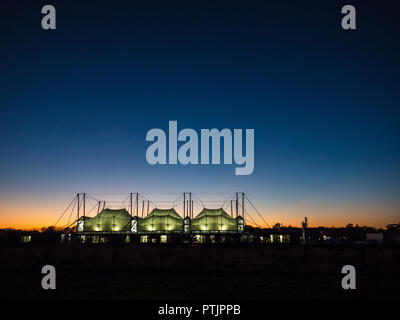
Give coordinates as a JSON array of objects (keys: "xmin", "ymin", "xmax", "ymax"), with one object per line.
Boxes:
[{"xmin": 0, "ymin": 199, "xmax": 398, "ymax": 230}]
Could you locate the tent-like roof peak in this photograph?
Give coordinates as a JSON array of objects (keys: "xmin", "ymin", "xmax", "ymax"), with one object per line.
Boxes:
[
  {"xmin": 146, "ymin": 208, "xmax": 182, "ymax": 219},
  {"xmin": 193, "ymin": 208, "xmax": 232, "ymax": 220},
  {"xmin": 96, "ymin": 208, "xmax": 131, "ymax": 218}
]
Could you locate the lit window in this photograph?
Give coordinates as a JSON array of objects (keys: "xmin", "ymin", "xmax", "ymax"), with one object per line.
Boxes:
[
  {"xmin": 160, "ymin": 235, "xmax": 167, "ymax": 243},
  {"xmin": 80, "ymin": 235, "xmax": 86, "ymax": 244},
  {"xmin": 140, "ymin": 235, "xmax": 148, "ymax": 243},
  {"xmin": 21, "ymin": 236, "xmax": 31, "ymax": 243}
]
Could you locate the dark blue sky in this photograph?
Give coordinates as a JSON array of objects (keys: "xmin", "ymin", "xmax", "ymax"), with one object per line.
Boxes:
[{"xmin": 0, "ymin": 0, "xmax": 399, "ymax": 227}]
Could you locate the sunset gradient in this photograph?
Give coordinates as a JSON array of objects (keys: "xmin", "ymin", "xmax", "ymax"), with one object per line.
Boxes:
[{"xmin": 1, "ymin": 1, "xmax": 399, "ymax": 229}]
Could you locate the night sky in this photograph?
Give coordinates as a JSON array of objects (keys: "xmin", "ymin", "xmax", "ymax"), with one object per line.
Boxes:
[{"xmin": 0, "ymin": 0, "xmax": 399, "ymax": 228}]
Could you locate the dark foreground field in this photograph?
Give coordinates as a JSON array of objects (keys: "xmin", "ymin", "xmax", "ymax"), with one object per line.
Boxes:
[{"xmin": 0, "ymin": 245, "xmax": 399, "ymax": 300}]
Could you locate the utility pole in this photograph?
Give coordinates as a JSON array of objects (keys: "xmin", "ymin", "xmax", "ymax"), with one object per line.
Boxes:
[
  {"xmin": 236, "ymin": 192, "xmax": 239, "ymax": 218},
  {"xmin": 302, "ymin": 217, "xmax": 308, "ymax": 245},
  {"xmin": 242, "ymin": 192, "xmax": 244, "ymax": 220},
  {"xmin": 77, "ymin": 193, "xmax": 80, "ymax": 223},
  {"xmin": 136, "ymin": 193, "xmax": 139, "ymax": 217},
  {"xmin": 83, "ymin": 193, "xmax": 86, "ymax": 219},
  {"xmin": 183, "ymin": 192, "xmax": 186, "ymax": 217},
  {"xmin": 130, "ymin": 193, "xmax": 133, "ymax": 217},
  {"xmin": 189, "ymin": 193, "xmax": 192, "ymax": 219}
]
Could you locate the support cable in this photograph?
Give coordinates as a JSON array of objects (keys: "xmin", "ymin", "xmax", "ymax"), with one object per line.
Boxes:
[{"xmin": 244, "ymin": 194, "xmax": 271, "ymax": 228}]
